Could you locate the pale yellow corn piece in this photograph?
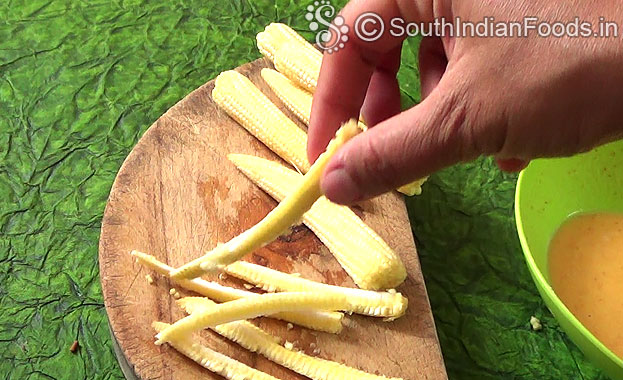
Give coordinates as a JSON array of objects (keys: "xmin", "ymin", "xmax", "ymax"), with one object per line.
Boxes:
[
  {"xmin": 256, "ymin": 31, "xmax": 279, "ymax": 61},
  {"xmin": 257, "ymin": 23, "xmax": 322, "ymax": 65},
  {"xmin": 131, "ymin": 251, "xmax": 343, "ymax": 333},
  {"xmin": 261, "ymin": 69, "xmax": 312, "ymax": 125},
  {"xmin": 257, "ymin": 24, "xmax": 427, "ymax": 195},
  {"xmin": 170, "ymin": 120, "xmax": 360, "ymax": 279},
  {"xmin": 260, "ymin": 68, "xmax": 367, "ymax": 133},
  {"xmin": 212, "ymin": 70, "xmax": 310, "ymax": 173},
  {"xmin": 259, "ymin": 70, "xmax": 426, "ymax": 196},
  {"xmin": 227, "ymin": 154, "xmax": 407, "ymax": 290},
  {"xmin": 225, "ymin": 261, "xmax": 407, "ymax": 318},
  {"xmin": 156, "ymin": 292, "xmax": 352, "ymax": 345},
  {"xmin": 179, "ymin": 297, "xmax": 403, "ymax": 380},
  {"xmin": 152, "ymin": 321, "xmax": 279, "ymax": 380},
  {"xmin": 273, "ymin": 42, "xmax": 321, "ymax": 93},
  {"xmin": 396, "ymin": 177, "xmax": 429, "ymax": 196}
]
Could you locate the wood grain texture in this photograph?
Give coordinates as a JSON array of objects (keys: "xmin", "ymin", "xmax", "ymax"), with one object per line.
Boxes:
[{"xmin": 99, "ymin": 58, "xmax": 447, "ymax": 380}]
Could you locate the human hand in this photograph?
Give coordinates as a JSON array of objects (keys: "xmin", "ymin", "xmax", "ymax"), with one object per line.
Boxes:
[{"xmin": 308, "ymin": 0, "xmax": 623, "ymax": 204}]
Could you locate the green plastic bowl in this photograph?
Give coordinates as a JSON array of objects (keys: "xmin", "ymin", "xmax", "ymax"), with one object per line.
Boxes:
[{"xmin": 515, "ymin": 139, "xmax": 623, "ymax": 380}]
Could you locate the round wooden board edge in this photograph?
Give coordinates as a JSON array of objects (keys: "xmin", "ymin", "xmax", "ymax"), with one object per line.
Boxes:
[
  {"xmin": 99, "ymin": 57, "xmax": 447, "ymax": 380},
  {"xmin": 97, "ymin": 60, "xmax": 236, "ymax": 380},
  {"xmin": 109, "ymin": 318, "xmax": 139, "ymax": 380}
]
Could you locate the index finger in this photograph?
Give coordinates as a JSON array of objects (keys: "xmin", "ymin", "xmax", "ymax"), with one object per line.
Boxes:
[{"xmin": 307, "ymin": 0, "xmax": 432, "ymax": 161}]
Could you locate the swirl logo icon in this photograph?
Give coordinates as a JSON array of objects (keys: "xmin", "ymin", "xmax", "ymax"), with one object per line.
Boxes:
[{"xmin": 306, "ymin": 0, "xmax": 349, "ymax": 53}]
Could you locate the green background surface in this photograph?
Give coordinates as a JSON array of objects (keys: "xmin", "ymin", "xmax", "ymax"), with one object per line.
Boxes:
[{"xmin": 0, "ymin": 1, "xmax": 607, "ymax": 379}]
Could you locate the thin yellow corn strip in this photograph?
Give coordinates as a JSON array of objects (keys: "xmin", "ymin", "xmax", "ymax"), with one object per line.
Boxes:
[
  {"xmin": 225, "ymin": 261, "xmax": 407, "ymax": 318},
  {"xmin": 131, "ymin": 251, "xmax": 343, "ymax": 333},
  {"xmin": 155, "ymin": 292, "xmax": 352, "ymax": 345},
  {"xmin": 179, "ymin": 297, "xmax": 403, "ymax": 380},
  {"xmin": 152, "ymin": 321, "xmax": 280, "ymax": 380},
  {"xmin": 257, "ymin": 24, "xmax": 427, "ymax": 195},
  {"xmin": 227, "ymin": 154, "xmax": 407, "ymax": 290},
  {"xmin": 212, "ymin": 70, "xmax": 310, "ymax": 173},
  {"xmin": 170, "ymin": 120, "xmax": 360, "ymax": 280}
]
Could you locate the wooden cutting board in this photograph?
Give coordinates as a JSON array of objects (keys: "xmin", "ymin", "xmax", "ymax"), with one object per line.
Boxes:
[{"xmin": 99, "ymin": 58, "xmax": 447, "ymax": 380}]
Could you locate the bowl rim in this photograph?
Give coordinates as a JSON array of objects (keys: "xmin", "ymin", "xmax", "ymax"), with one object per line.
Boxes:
[{"xmin": 515, "ymin": 167, "xmax": 623, "ymax": 368}]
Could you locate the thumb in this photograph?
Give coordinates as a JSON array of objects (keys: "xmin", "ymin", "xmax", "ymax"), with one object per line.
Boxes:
[{"xmin": 321, "ymin": 70, "xmax": 487, "ymax": 204}]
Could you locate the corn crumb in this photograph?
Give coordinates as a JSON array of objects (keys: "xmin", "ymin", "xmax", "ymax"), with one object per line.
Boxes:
[
  {"xmin": 243, "ymin": 283, "xmax": 254, "ymax": 290},
  {"xmin": 342, "ymin": 317, "xmax": 354, "ymax": 327},
  {"xmin": 145, "ymin": 274, "xmax": 154, "ymax": 285},
  {"xmin": 530, "ymin": 316, "xmax": 542, "ymax": 331},
  {"xmin": 286, "ymin": 323, "xmax": 294, "ymax": 330},
  {"xmin": 284, "ymin": 341, "xmax": 294, "ymax": 350},
  {"xmin": 169, "ymin": 288, "xmax": 177, "ymax": 295},
  {"xmin": 218, "ymin": 272, "xmax": 228, "ymax": 281}
]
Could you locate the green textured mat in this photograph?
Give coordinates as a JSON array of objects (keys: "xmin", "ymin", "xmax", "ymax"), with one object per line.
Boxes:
[{"xmin": 0, "ymin": 1, "xmax": 607, "ymax": 379}]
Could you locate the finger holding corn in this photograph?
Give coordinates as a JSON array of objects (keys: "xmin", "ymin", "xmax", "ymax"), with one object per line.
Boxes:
[
  {"xmin": 142, "ymin": 22, "xmax": 422, "ymax": 380},
  {"xmin": 228, "ymin": 153, "xmax": 407, "ymax": 291},
  {"xmin": 257, "ymin": 23, "xmax": 428, "ymax": 196},
  {"xmin": 170, "ymin": 120, "xmax": 361, "ymax": 280}
]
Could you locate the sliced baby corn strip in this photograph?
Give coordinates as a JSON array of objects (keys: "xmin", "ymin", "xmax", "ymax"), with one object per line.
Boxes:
[
  {"xmin": 179, "ymin": 297, "xmax": 403, "ymax": 380},
  {"xmin": 225, "ymin": 261, "xmax": 407, "ymax": 318},
  {"xmin": 156, "ymin": 292, "xmax": 352, "ymax": 345},
  {"xmin": 212, "ymin": 70, "xmax": 310, "ymax": 173},
  {"xmin": 170, "ymin": 120, "xmax": 360, "ymax": 280},
  {"xmin": 228, "ymin": 154, "xmax": 407, "ymax": 290},
  {"xmin": 131, "ymin": 251, "xmax": 343, "ymax": 333},
  {"xmin": 152, "ymin": 321, "xmax": 280, "ymax": 380}
]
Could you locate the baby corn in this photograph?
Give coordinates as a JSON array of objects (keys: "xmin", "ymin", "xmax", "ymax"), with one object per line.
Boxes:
[
  {"xmin": 261, "ymin": 68, "xmax": 312, "ymax": 125},
  {"xmin": 256, "ymin": 23, "xmax": 322, "ymax": 70},
  {"xmin": 170, "ymin": 120, "xmax": 360, "ymax": 280},
  {"xmin": 225, "ymin": 261, "xmax": 407, "ymax": 318},
  {"xmin": 212, "ymin": 70, "xmax": 310, "ymax": 173},
  {"xmin": 228, "ymin": 154, "xmax": 407, "ymax": 290},
  {"xmin": 155, "ymin": 292, "xmax": 352, "ymax": 345},
  {"xmin": 179, "ymin": 297, "xmax": 403, "ymax": 380},
  {"xmin": 257, "ymin": 24, "xmax": 427, "ymax": 196},
  {"xmin": 132, "ymin": 251, "xmax": 343, "ymax": 333},
  {"xmin": 273, "ymin": 42, "xmax": 321, "ymax": 93},
  {"xmin": 152, "ymin": 321, "xmax": 279, "ymax": 380}
]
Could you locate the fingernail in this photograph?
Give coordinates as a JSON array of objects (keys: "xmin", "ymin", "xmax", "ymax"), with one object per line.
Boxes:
[{"xmin": 321, "ymin": 167, "xmax": 362, "ymax": 205}]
